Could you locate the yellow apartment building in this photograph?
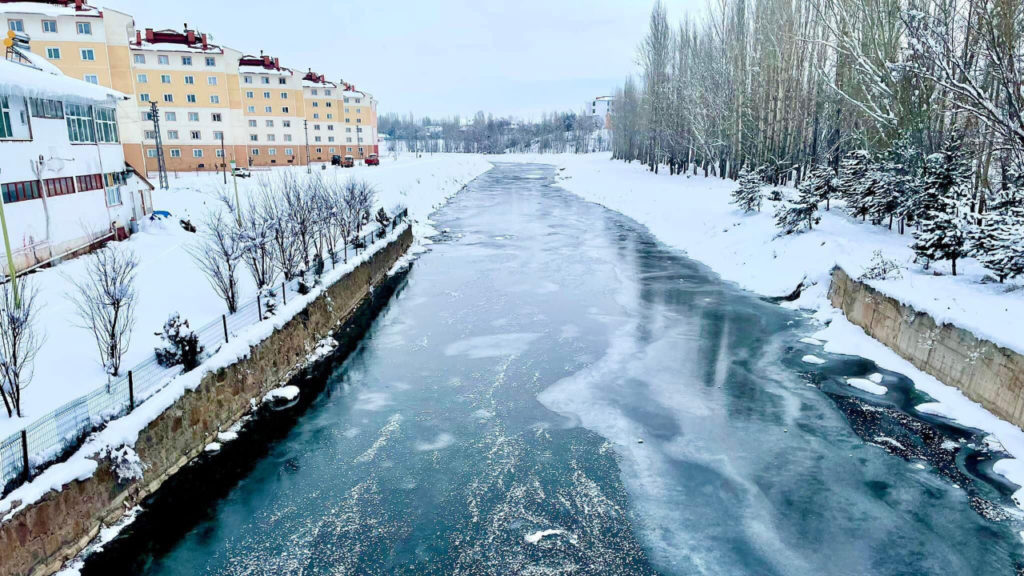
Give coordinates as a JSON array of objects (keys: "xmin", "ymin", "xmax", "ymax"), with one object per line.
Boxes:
[{"xmin": 2, "ymin": 0, "xmax": 380, "ymax": 173}]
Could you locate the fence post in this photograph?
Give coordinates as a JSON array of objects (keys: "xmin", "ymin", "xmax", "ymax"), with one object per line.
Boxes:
[
  {"xmin": 282, "ymin": 282, "xmax": 287, "ymax": 305},
  {"xmin": 222, "ymin": 314, "xmax": 229, "ymax": 343},
  {"xmin": 257, "ymin": 292, "xmax": 262, "ymax": 320},
  {"xmin": 20, "ymin": 430, "xmax": 29, "ymax": 483},
  {"xmin": 128, "ymin": 370, "xmax": 135, "ymax": 411}
]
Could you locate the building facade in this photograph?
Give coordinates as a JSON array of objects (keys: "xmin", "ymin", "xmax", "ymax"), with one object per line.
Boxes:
[
  {"xmin": 0, "ymin": 50, "xmax": 152, "ymax": 275},
  {"xmin": 2, "ymin": 0, "xmax": 381, "ymax": 173}
]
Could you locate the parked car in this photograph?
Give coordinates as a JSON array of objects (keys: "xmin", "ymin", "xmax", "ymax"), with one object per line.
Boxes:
[
  {"xmin": 341, "ymin": 155, "xmax": 355, "ymax": 168},
  {"xmin": 232, "ymin": 167, "xmax": 252, "ymax": 178},
  {"xmin": 365, "ymin": 153, "xmax": 380, "ymax": 166},
  {"xmin": 331, "ymin": 154, "xmax": 342, "ymax": 166}
]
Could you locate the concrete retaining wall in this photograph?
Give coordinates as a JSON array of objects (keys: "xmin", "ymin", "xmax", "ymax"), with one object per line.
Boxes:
[
  {"xmin": 829, "ymin": 267, "xmax": 1024, "ymax": 428},
  {"xmin": 0, "ymin": 226, "xmax": 413, "ymax": 576}
]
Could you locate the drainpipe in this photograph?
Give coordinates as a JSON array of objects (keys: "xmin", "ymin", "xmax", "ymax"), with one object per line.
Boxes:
[
  {"xmin": 0, "ymin": 170, "xmax": 19, "ymax": 308},
  {"xmin": 32, "ymin": 155, "xmax": 53, "ymax": 251}
]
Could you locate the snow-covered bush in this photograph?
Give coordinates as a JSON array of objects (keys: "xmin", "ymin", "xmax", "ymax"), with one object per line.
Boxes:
[
  {"xmin": 858, "ymin": 251, "xmax": 904, "ymax": 281},
  {"xmin": 775, "ymin": 180, "xmax": 820, "ymax": 234},
  {"xmin": 105, "ymin": 445, "xmax": 146, "ymax": 484},
  {"xmin": 375, "ymin": 207, "xmax": 391, "ymax": 239},
  {"xmin": 154, "ymin": 313, "xmax": 204, "ymax": 371},
  {"xmin": 260, "ymin": 287, "xmax": 279, "ymax": 319}
]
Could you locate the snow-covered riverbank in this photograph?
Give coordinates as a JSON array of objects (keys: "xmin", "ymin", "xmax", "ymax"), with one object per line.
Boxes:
[{"xmin": 502, "ymin": 152, "xmax": 1024, "ymax": 510}]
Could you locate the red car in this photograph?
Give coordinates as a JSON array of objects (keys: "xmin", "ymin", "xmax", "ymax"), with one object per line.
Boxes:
[{"xmin": 365, "ymin": 153, "xmax": 380, "ymax": 166}]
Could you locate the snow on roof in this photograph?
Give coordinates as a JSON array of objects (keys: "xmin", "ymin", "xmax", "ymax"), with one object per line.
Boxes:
[
  {"xmin": 132, "ymin": 42, "xmax": 223, "ymax": 54},
  {"xmin": 0, "ymin": 58, "xmax": 125, "ymax": 103},
  {"xmin": 302, "ymin": 80, "xmax": 336, "ymax": 89},
  {"xmin": 239, "ymin": 66, "xmax": 292, "ymax": 76},
  {"xmin": 0, "ymin": 1, "xmax": 100, "ymax": 17}
]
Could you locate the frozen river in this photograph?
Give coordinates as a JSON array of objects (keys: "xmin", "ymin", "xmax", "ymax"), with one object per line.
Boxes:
[{"xmin": 81, "ymin": 163, "xmax": 1023, "ymax": 575}]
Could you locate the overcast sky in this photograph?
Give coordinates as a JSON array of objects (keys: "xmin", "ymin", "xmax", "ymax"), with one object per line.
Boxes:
[{"xmin": 100, "ymin": 0, "xmax": 707, "ymax": 120}]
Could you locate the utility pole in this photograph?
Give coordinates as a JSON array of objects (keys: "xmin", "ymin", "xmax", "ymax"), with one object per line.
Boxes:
[
  {"xmin": 229, "ymin": 160, "xmax": 241, "ymax": 226},
  {"xmin": 304, "ymin": 119, "xmax": 311, "ymax": 174},
  {"xmin": 150, "ymin": 101, "xmax": 169, "ymax": 189},
  {"xmin": 0, "ymin": 170, "xmax": 19, "ymax": 308},
  {"xmin": 220, "ymin": 132, "xmax": 227, "ymax": 185}
]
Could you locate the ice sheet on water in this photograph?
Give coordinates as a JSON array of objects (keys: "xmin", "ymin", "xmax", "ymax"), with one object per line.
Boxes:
[
  {"xmin": 847, "ymin": 378, "xmax": 887, "ymax": 395},
  {"xmin": 443, "ymin": 333, "xmax": 541, "ymax": 359},
  {"xmin": 354, "ymin": 391, "xmax": 394, "ymax": 411},
  {"xmin": 415, "ymin": 432, "xmax": 455, "ymax": 452},
  {"xmin": 800, "ymin": 337, "xmax": 824, "ymax": 346},
  {"xmin": 524, "ymin": 529, "xmax": 565, "ymax": 543},
  {"xmin": 801, "ymin": 354, "xmax": 826, "ymax": 365}
]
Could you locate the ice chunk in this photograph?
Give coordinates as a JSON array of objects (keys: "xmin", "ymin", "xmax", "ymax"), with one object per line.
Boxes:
[
  {"xmin": 801, "ymin": 355, "xmax": 826, "ymax": 365},
  {"xmin": 800, "ymin": 337, "xmax": 824, "ymax": 346},
  {"xmin": 263, "ymin": 385, "xmax": 299, "ymax": 403},
  {"xmin": 847, "ymin": 378, "xmax": 887, "ymax": 395},
  {"xmin": 525, "ymin": 529, "xmax": 564, "ymax": 544}
]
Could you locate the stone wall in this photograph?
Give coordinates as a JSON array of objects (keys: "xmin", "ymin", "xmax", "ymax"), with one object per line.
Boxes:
[
  {"xmin": 0, "ymin": 226, "xmax": 413, "ymax": 576},
  {"xmin": 829, "ymin": 267, "xmax": 1024, "ymax": 428}
]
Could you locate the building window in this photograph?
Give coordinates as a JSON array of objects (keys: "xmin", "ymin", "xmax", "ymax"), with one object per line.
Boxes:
[
  {"xmin": 137, "ymin": 73, "xmax": 148, "ymax": 83},
  {"xmin": 76, "ymin": 174, "xmax": 103, "ymax": 191},
  {"xmin": 42, "ymin": 20, "xmax": 57, "ymax": 33},
  {"xmin": 190, "ymin": 130, "xmax": 201, "ymax": 140},
  {"xmin": 1, "ymin": 180, "xmax": 41, "ymax": 203},
  {"xmin": 325, "ymin": 90, "xmax": 332, "ymax": 96},
  {"xmin": 251, "ymin": 148, "xmax": 260, "ymax": 155},
  {"xmin": 84, "ymin": 74, "xmax": 99, "ymax": 84},
  {"xmin": 46, "ymin": 47, "xmax": 61, "ymax": 59},
  {"xmin": 285, "ymin": 148, "xmax": 293, "ymax": 155},
  {"xmin": 329, "ymin": 147, "xmax": 335, "ymax": 153},
  {"xmin": 184, "ymin": 75, "xmax": 195, "ymax": 85},
  {"xmin": 281, "ymin": 92, "xmax": 288, "ymax": 99},
  {"xmin": 94, "ymin": 107, "xmax": 118, "ymax": 143},
  {"xmin": 246, "ymin": 91, "xmax": 254, "ymax": 98},
  {"xmin": 213, "ymin": 130, "xmax": 224, "ymax": 140},
  {"xmin": 144, "ymin": 130, "xmax": 156, "ymax": 139},
  {"xmin": 327, "ymin": 114, "xmax": 333, "ymax": 120},
  {"xmin": 211, "ymin": 113, "xmax": 222, "ymax": 122},
  {"xmin": 264, "ymin": 106, "xmax": 272, "ymax": 113},
  {"xmin": 266, "ymin": 134, "xmax": 275, "ymax": 142},
  {"xmin": 356, "ymin": 118, "xmax": 361, "ymax": 123},
  {"xmin": 80, "ymin": 49, "xmax": 95, "ymax": 61},
  {"xmin": 247, "ymin": 105, "xmax": 255, "ymax": 113},
  {"xmin": 325, "ymin": 101, "xmax": 332, "ymax": 108},
  {"xmin": 268, "ymin": 148, "xmax": 276, "ymax": 155},
  {"xmin": 167, "ymin": 130, "xmax": 179, "ymax": 140},
  {"xmin": 158, "ymin": 55, "xmax": 169, "ymax": 65},
  {"xmin": 314, "ymin": 136, "xmax": 321, "ymax": 142},
  {"xmin": 311, "ymin": 89, "xmax": 318, "ymax": 96},
  {"xmin": 44, "ymin": 177, "xmax": 75, "ymax": 196},
  {"xmin": 248, "ymin": 119, "xmax": 257, "ymax": 128},
  {"xmin": 327, "ymin": 124, "xmax": 334, "ymax": 130},
  {"xmin": 244, "ymin": 76, "xmax": 252, "ymax": 84},
  {"xmin": 314, "ymin": 124, "xmax": 321, "ymax": 130},
  {"xmin": 215, "ymin": 149, "xmax": 224, "ymax": 157},
  {"xmin": 170, "ymin": 148, "xmax": 181, "ymax": 158},
  {"xmin": 315, "ymin": 147, "xmax": 322, "ymax": 153},
  {"xmin": 187, "ymin": 94, "xmax": 197, "ymax": 103},
  {"xmin": 30, "ymin": 98, "xmax": 64, "ymax": 119},
  {"xmin": 313, "ymin": 113, "xmax": 320, "ymax": 119},
  {"xmin": 76, "ymin": 22, "xmax": 91, "ymax": 35},
  {"xmin": 161, "ymin": 74, "xmax": 171, "ymax": 84},
  {"xmin": 250, "ymin": 134, "xmax": 258, "ymax": 142},
  {"xmin": 260, "ymin": 77, "xmax": 269, "ymax": 84},
  {"xmin": 207, "ymin": 76, "xmax": 217, "ymax": 86},
  {"xmin": 265, "ymin": 119, "xmax": 274, "ymax": 127},
  {"xmin": 281, "ymin": 106, "xmax": 289, "ymax": 114},
  {"xmin": 328, "ymin": 136, "xmax": 334, "ymax": 142},
  {"xmin": 165, "ymin": 111, "xmax": 177, "ymax": 121},
  {"xmin": 345, "ymin": 118, "xmax": 350, "ymax": 123},
  {"xmin": 134, "ymin": 54, "xmax": 146, "ymax": 64},
  {"xmin": 193, "ymin": 149, "xmax": 203, "ymax": 158},
  {"xmin": 1, "ymin": 97, "xmax": 24, "ymax": 140},
  {"xmin": 263, "ymin": 91, "xmax": 270, "ymax": 99},
  {"xmin": 141, "ymin": 111, "xmax": 153, "ymax": 121},
  {"xmin": 181, "ymin": 56, "xmax": 192, "ymax": 66},
  {"xmin": 313, "ymin": 101, "xmax": 319, "ymax": 108},
  {"xmin": 106, "ymin": 184, "xmax": 122, "ymax": 207},
  {"xmin": 278, "ymin": 78, "xmax": 286, "ymax": 85},
  {"xmin": 282, "ymin": 120, "xmax": 291, "ymax": 128},
  {"xmin": 65, "ymin": 103, "xmax": 95, "ymax": 143},
  {"xmin": 205, "ymin": 56, "xmax": 216, "ymax": 67},
  {"xmin": 139, "ymin": 93, "xmax": 150, "ymax": 102},
  {"xmin": 188, "ymin": 112, "xmax": 199, "ymax": 122},
  {"xmin": 7, "ymin": 19, "xmax": 24, "ymax": 32},
  {"xmin": 210, "ymin": 95, "xmax": 220, "ymax": 104},
  {"xmin": 146, "ymin": 149, "xmax": 157, "ymax": 158},
  {"xmin": 284, "ymin": 134, "xmax": 292, "ymax": 142},
  {"xmin": 163, "ymin": 94, "xmax": 173, "ymax": 103}
]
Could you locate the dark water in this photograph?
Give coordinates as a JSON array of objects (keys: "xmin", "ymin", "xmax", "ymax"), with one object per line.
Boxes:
[{"xmin": 82, "ymin": 163, "xmax": 1023, "ymax": 575}]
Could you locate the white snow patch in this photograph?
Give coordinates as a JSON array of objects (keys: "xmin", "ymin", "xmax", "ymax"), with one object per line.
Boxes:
[
  {"xmin": 799, "ymin": 337, "xmax": 824, "ymax": 346},
  {"xmin": 204, "ymin": 442, "xmax": 222, "ymax": 453},
  {"xmin": 801, "ymin": 355, "xmax": 826, "ymax": 365},
  {"xmin": 415, "ymin": 432, "xmax": 455, "ymax": 452},
  {"xmin": 847, "ymin": 378, "xmax": 887, "ymax": 395},
  {"xmin": 524, "ymin": 529, "xmax": 565, "ymax": 544},
  {"xmin": 263, "ymin": 385, "xmax": 300, "ymax": 404}
]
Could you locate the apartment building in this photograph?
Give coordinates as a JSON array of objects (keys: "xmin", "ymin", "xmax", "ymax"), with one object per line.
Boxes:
[
  {"xmin": 0, "ymin": 47, "xmax": 152, "ymax": 275},
  {"xmin": 238, "ymin": 53, "xmax": 305, "ymax": 167},
  {"xmin": 2, "ymin": 0, "xmax": 380, "ymax": 172}
]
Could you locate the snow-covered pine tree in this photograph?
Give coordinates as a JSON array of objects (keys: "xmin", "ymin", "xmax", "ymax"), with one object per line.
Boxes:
[
  {"xmin": 972, "ymin": 209, "xmax": 1024, "ymax": 282},
  {"xmin": 731, "ymin": 166, "xmax": 764, "ymax": 213},
  {"xmin": 154, "ymin": 313, "xmax": 204, "ymax": 371},
  {"xmin": 868, "ymin": 137, "xmax": 922, "ymax": 232},
  {"xmin": 911, "ymin": 196, "xmax": 971, "ymax": 276},
  {"xmin": 837, "ymin": 150, "xmax": 874, "ymax": 220},
  {"xmin": 775, "ymin": 179, "xmax": 820, "ymax": 233},
  {"xmin": 910, "ymin": 131, "xmax": 972, "ymax": 224},
  {"xmin": 802, "ymin": 165, "xmax": 838, "ymax": 211}
]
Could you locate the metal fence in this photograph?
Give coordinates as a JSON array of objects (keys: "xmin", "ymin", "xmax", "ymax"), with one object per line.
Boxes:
[{"xmin": 0, "ymin": 209, "xmax": 408, "ymax": 496}]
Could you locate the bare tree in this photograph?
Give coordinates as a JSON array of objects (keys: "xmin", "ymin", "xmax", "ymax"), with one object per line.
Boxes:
[
  {"xmin": 0, "ymin": 280, "xmax": 42, "ymax": 417},
  {"xmin": 68, "ymin": 248, "xmax": 139, "ymax": 377},
  {"xmin": 189, "ymin": 211, "xmax": 244, "ymax": 314},
  {"xmin": 238, "ymin": 195, "xmax": 277, "ymax": 291}
]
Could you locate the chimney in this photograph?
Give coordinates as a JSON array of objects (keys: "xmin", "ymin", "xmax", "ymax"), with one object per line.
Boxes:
[
  {"xmin": 186, "ymin": 30, "xmax": 195, "ymax": 44},
  {"xmin": 263, "ymin": 55, "xmax": 271, "ymax": 67},
  {"xmin": 135, "ymin": 30, "xmax": 141, "ymax": 45},
  {"xmin": 75, "ymin": 0, "xmax": 84, "ymax": 10},
  {"xmin": 145, "ymin": 28, "xmax": 154, "ymax": 43},
  {"xmin": 274, "ymin": 57, "xmax": 280, "ymax": 69},
  {"xmin": 201, "ymin": 33, "xmax": 208, "ymax": 50}
]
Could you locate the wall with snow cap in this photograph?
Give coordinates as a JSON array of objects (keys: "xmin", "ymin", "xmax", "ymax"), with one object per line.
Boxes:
[
  {"xmin": 829, "ymin": 267, "xmax": 1024, "ymax": 429},
  {"xmin": 0, "ymin": 226, "xmax": 413, "ymax": 576}
]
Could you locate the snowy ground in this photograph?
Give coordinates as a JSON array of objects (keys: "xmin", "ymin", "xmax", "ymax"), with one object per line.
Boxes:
[
  {"xmin": 500, "ymin": 152, "xmax": 1024, "ymax": 508},
  {"xmin": 0, "ymin": 154, "xmax": 492, "ymax": 441}
]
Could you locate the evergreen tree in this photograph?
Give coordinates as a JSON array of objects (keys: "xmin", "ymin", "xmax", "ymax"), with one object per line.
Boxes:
[
  {"xmin": 731, "ymin": 166, "xmax": 764, "ymax": 213},
  {"xmin": 972, "ymin": 210, "xmax": 1024, "ymax": 282},
  {"xmin": 912, "ymin": 196, "xmax": 971, "ymax": 276},
  {"xmin": 802, "ymin": 165, "xmax": 839, "ymax": 211},
  {"xmin": 911, "ymin": 131, "xmax": 972, "ymax": 222},
  {"xmin": 837, "ymin": 150, "xmax": 874, "ymax": 220},
  {"xmin": 775, "ymin": 180, "xmax": 821, "ymax": 233}
]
